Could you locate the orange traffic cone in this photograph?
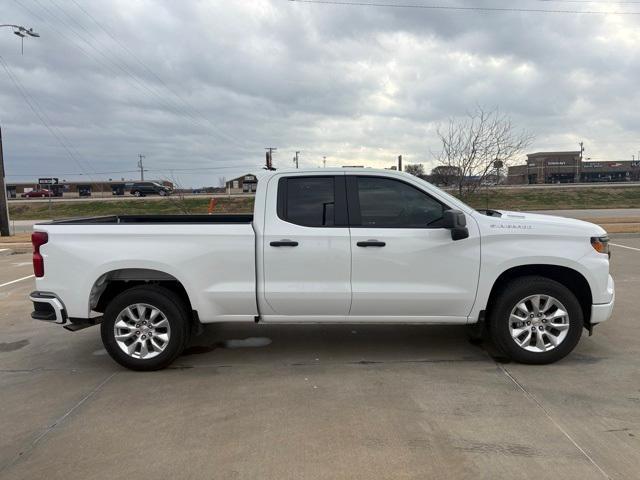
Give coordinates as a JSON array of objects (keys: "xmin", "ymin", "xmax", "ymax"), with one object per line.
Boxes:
[{"xmin": 208, "ymin": 198, "xmax": 217, "ymax": 214}]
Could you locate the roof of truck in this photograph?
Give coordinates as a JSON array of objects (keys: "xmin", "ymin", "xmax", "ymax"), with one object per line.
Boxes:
[{"xmin": 253, "ymin": 167, "xmax": 414, "ymax": 180}]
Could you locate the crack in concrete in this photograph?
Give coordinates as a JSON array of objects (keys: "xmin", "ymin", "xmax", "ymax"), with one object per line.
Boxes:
[
  {"xmin": 0, "ymin": 372, "xmax": 117, "ymax": 474},
  {"xmin": 497, "ymin": 364, "xmax": 611, "ymax": 480}
]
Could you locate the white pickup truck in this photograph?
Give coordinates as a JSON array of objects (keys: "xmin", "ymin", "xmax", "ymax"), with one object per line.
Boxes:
[{"xmin": 29, "ymin": 168, "xmax": 614, "ymax": 370}]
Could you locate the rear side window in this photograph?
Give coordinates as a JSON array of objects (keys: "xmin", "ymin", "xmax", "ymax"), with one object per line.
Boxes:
[
  {"xmin": 353, "ymin": 176, "xmax": 445, "ymax": 228},
  {"xmin": 278, "ymin": 177, "xmax": 336, "ymax": 227}
]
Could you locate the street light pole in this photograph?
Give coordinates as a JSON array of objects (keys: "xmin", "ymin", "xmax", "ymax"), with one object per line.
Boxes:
[
  {"xmin": 0, "ymin": 24, "xmax": 40, "ymax": 55},
  {"xmin": 0, "ymin": 127, "xmax": 10, "ymax": 236},
  {"xmin": 0, "ymin": 24, "xmax": 39, "ymax": 236}
]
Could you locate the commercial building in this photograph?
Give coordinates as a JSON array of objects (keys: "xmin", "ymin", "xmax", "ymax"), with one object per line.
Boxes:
[
  {"xmin": 6, "ymin": 179, "xmax": 173, "ymax": 198},
  {"xmin": 507, "ymin": 151, "xmax": 640, "ymax": 185},
  {"xmin": 225, "ymin": 174, "xmax": 258, "ymax": 194}
]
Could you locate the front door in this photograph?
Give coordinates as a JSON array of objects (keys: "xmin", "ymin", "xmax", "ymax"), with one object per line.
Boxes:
[
  {"xmin": 262, "ymin": 174, "xmax": 352, "ymax": 319},
  {"xmin": 347, "ymin": 175, "xmax": 480, "ymax": 321}
]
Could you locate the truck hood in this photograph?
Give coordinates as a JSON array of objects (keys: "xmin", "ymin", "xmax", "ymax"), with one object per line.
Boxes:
[{"xmin": 493, "ymin": 210, "xmax": 607, "ymax": 236}]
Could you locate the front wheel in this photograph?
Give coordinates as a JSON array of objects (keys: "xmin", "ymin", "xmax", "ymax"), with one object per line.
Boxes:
[
  {"xmin": 101, "ymin": 286, "xmax": 190, "ymax": 371},
  {"xmin": 489, "ymin": 276, "xmax": 583, "ymax": 364}
]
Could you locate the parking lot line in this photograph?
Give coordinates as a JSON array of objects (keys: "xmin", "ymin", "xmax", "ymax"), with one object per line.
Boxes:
[
  {"xmin": 611, "ymin": 243, "xmax": 640, "ymax": 253},
  {"xmin": 0, "ymin": 275, "xmax": 35, "ymax": 289}
]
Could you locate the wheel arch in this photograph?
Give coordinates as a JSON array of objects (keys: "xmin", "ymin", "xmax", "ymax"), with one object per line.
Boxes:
[
  {"xmin": 89, "ymin": 268, "xmax": 195, "ymax": 319},
  {"xmin": 485, "ymin": 264, "xmax": 593, "ymax": 327}
]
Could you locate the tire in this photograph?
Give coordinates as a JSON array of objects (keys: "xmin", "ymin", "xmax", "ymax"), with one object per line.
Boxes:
[
  {"xmin": 133, "ymin": 191, "xmax": 141, "ymax": 197},
  {"xmin": 101, "ymin": 285, "xmax": 190, "ymax": 371},
  {"xmin": 158, "ymin": 190, "xmax": 166, "ymax": 196},
  {"xmin": 488, "ymin": 276, "xmax": 583, "ymax": 365}
]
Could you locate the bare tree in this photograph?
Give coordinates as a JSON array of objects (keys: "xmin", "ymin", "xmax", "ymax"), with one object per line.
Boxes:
[
  {"xmin": 162, "ymin": 175, "xmax": 193, "ymax": 215},
  {"xmin": 218, "ymin": 176, "xmax": 227, "ymax": 188},
  {"xmin": 435, "ymin": 106, "xmax": 533, "ymax": 197},
  {"xmin": 404, "ymin": 164, "xmax": 425, "ymax": 177}
]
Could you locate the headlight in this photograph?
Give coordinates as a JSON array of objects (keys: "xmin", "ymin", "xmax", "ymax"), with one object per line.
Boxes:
[{"xmin": 591, "ymin": 235, "xmax": 610, "ymax": 257}]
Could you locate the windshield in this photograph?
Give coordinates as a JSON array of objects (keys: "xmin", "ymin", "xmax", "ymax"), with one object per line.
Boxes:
[{"xmin": 412, "ymin": 176, "xmax": 474, "ymax": 213}]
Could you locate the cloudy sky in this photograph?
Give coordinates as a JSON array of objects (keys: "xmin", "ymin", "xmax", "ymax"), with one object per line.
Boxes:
[{"xmin": 1, "ymin": 0, "xmax": 639, "ymax": 187}]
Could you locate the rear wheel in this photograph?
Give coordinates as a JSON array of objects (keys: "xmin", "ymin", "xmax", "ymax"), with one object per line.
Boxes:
[
  {"xmin": 101, "ymin": 286, "xmax": 190, "ymax": 371},
  {"xmin": 489, "ymin": 276, "xmax": 583, "ymax": 364},
  {"xmin": 133, "ymin": 190, "xmax": 141, "ymax": 197}
]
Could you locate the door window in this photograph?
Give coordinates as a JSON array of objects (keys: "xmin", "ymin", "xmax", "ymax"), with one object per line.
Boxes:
[
  {"xmin": 278, "ymin": 177, "xmax": 336, "ymax": 227},
  {"xmin": 353, "ymin": 176, "xmax": 445, "ymax": 228}
]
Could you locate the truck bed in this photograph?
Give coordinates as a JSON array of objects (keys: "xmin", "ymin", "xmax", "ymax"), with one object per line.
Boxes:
[
  {"xmin": 34, "ymin": 214, "xmax": 258, "ymax": 322},
  {"xmin": 40, "ymin": 214, "xmax": 254, "ymax": 225}
]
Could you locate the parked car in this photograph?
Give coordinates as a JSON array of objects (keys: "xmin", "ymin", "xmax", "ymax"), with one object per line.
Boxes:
[
  {"xmin": 21, "ymin": 189, "xmax": 52, "ymax": 198},
  {"xmin": 130, "ymin": 182, "xmax": 172, "ymax": 197},
  {"xmin": 29, "ymin": 168, "xmax": 614, "ymax": 370}
]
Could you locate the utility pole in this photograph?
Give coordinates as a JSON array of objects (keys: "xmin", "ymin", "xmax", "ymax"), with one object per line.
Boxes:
[
  {"xmin": 0, "ymin": 127, "xmax": 10, "ymax": 236},
  {"xmin": 294, "ymin": 151, "xmax": 300, "ymax": 169},
  {"xmin": 138, "ymin": 154, "xmax": 145, "ymax": 181},
  {"xmin": 265, "ymin": 147, "xmax": 277, "ymax": 170},
  {"xmin": 323, "ymin": 156, "xmax": 326, "ymax": 168},
  {"xmin": 398, "ymin": 155, "xmax": 403, "ymax": 172},
  {"xmin": 577, "ymin": 142, "xmax": 584, "ymax": 183}
]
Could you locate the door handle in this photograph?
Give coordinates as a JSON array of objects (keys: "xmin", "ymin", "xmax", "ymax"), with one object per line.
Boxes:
[
  {"xmin": 357, "ymin": 240, "xmax": 386, "ymax": 247},
  {"xmin": 270, "ymin": 240, "xmax": 299, "ymax": 247}
]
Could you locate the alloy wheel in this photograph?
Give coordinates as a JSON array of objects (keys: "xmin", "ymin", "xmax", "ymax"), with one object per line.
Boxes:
[
  {"xmin": 113, "ymin": 303, "xmax": 171, "ymax": 359},
  {"xmin": 508, "ymin": 294, "xmax": 570, "ymax": 353}
]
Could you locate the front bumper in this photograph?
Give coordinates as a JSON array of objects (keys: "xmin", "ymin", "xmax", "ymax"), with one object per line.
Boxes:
[{"xmin": 590, "ymin": 275, "xmax": 615, "ymax": 325}]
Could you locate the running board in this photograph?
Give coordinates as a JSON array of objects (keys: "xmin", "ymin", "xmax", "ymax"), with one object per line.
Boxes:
[{"xmin": 63, "ymin": 317, "xmax": 103, "ymax": 332}]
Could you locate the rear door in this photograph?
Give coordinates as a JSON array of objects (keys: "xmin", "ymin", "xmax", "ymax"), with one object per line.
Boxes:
[
  {"xmin": 261, "ymin": 174, "xmax": 352, "ymax": 319},
  {"xmin": 347, "ymin": 174, "xmax": 480, "ymax": 321}
]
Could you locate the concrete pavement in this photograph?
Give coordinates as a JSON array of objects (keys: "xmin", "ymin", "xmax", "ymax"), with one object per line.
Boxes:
[{"xmin": 0, "ymin": 241, "xmax": 639, "ymax": 479}]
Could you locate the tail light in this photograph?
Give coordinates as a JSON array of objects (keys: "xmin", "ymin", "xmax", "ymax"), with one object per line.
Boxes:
[{"xmin": 32, "ymin": 231, "xmax": 48, "ymax": 277}]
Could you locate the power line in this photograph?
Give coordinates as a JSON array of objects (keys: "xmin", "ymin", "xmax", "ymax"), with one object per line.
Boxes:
[
  {"xmin": 288, "ymin": 0, "xmax": 640, "ymax": 15},
  {"xmin": 66, "ymin": 0, "xmax": 247, "ymax": 149},
  {"xmin": 15, "ymin": 0, "xmax": 247, "ymax": 150},
  {"xmin": 0, "ymin": 55, "xmax": 96, "ymax": 181},
  {"xmin": 9, "ymin": 0, "xmax": 260, "ymax": 186},
  {"xmin": 5, "ymin": 164, "xmax": 264, "ymax": 178},
  {"xmin": 28, "ymin": 0, "xmax": 215, "ymax": 139}
]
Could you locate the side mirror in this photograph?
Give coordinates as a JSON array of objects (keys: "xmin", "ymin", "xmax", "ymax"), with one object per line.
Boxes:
[{"xmin": 443, "ymin": 209, "xmax": 469, "ymax": 241}]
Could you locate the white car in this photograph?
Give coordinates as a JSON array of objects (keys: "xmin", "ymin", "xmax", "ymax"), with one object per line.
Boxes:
[{"xmin": 29, "ymin": 168, "xmax": 614, "ymax": 370}]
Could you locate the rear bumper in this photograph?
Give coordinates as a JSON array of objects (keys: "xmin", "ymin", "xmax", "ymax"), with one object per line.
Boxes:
[
  {"xmin": 590, "ymin": 275, "xmax": 615, "ymax": 325},
  {"xmin": 30, "ymin": 291, "xmax": 67, "ymax": 324}
]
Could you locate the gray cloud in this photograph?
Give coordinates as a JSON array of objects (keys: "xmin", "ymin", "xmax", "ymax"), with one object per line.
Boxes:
[{"xmin": 1, "ymin": 0, "xmax": 639, "ymax": 187}]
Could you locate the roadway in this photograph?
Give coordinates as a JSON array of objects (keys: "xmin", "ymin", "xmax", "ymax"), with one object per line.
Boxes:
[
  {"xmin": 1, "ymin": 239, "xmax": 639, "ymax": 478},
  {"xmin": 8, "ymin": 193, "xmax": 254, "ymax": 204}
]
